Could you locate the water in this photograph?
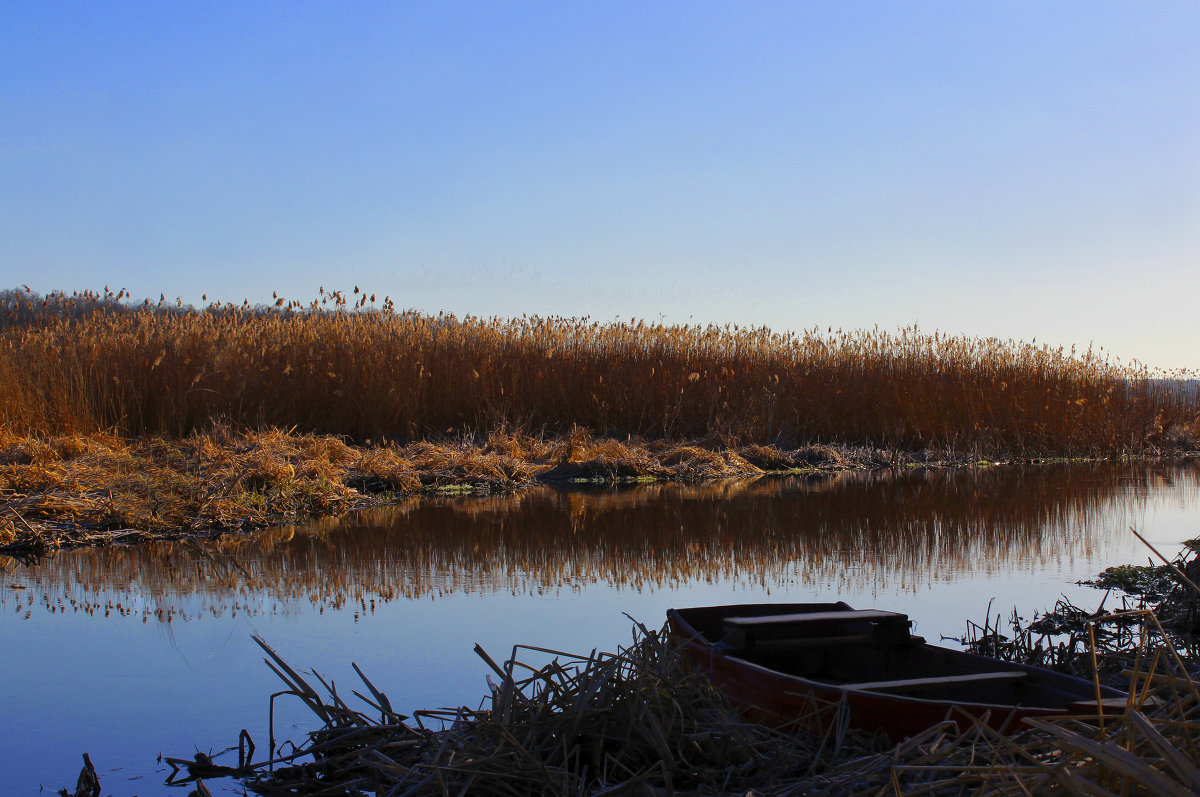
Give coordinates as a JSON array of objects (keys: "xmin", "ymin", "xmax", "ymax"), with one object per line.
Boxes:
[{"xmin": 1, "ymin": 462, "xmax": 1197, "ymax": 794}]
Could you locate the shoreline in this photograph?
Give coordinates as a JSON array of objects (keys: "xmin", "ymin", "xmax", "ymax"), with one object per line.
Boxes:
[{"xmin": 3, "ymin": 425, "xmax": 1197, "ymax": 556}]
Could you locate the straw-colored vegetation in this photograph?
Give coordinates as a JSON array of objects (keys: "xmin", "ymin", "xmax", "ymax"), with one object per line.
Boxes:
[
  {"xmin": 0, "ymin": 424, "xmax": 860, "ymax": 551},
  {"xmin": 2, "ymin": 287, "xmax": 1197, "ymax": 552},
  {"xmin": 3, "ymin": 287, "xmax": 1196, "ymax": 452}
]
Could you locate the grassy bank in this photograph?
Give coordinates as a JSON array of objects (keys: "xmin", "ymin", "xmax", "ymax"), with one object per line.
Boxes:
[
  {"xmin": 1, "ymin": 425, "xmax": 873, "ymax": 552},
  {"xmin": 3, "ymin": 288, "xmax": 1197, "ymax": 455}
]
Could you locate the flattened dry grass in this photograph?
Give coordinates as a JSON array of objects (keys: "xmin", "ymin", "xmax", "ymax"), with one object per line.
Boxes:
[
  {"xmin": 1, "ymin": 426, "xmax": 853, "ymax": 551},
  {"xmin": 0, "ymin": 427, "xmax": 369, "ymax": 550},
  {"xmin": 2, "ymin": 288, "xmax": 1196, "ymax": 457}
]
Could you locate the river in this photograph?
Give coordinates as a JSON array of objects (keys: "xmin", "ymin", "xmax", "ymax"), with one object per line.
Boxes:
[{"xmin": 1, "ymin": 461, "xmax": 1197, "ymax": 794}]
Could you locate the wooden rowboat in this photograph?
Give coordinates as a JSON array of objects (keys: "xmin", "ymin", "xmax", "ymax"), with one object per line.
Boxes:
[{"xmin": 668, "ymin": 602, "xmax": 1126, "ymax": 741}]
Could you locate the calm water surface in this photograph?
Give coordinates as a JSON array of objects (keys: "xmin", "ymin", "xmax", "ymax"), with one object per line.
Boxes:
[{"xmin": 2, "ymin": 462, "xmax": 1198, "ymax": 794}]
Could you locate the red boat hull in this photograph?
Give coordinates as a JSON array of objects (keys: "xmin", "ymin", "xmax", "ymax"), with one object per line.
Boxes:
[{"xmin": 669, "ymin": 603, "xmax": 1125, "ymax": 741}]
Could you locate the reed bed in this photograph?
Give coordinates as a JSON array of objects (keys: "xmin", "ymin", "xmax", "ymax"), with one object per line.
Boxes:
[{"xmin": 4, "ymin": 288, "xmax": 1196, "ymax": 456}]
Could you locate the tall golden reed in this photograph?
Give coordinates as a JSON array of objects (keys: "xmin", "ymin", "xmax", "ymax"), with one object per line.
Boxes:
[{"xmin": 1, "ymin": 288, "xmax": 1195, "ymax": 456}]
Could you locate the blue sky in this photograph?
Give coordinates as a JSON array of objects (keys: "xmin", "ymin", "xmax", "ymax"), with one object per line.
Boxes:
[{"xmin": 2, "ymin": 2, "xmax": 1198, "ymax": 369}]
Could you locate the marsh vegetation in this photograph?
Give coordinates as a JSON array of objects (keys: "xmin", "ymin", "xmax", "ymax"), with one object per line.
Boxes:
[
  {"xmin": 2, "ymin": 287, "xmax": 1196, "ymax": 453},
  {"xmin": 1, "ymin": 288, "xmax": 1196, "ymax": 552}
]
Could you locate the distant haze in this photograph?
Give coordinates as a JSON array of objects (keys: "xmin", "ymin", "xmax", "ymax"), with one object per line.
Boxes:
[{"xmin": 2, "ymin": 2, "xmax": 1197, "ymax": 371}]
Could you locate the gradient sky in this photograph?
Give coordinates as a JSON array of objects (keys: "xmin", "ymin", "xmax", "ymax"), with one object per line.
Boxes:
[{"xmin": 2, "ymin": 2, "xmax": 1198, "ymax": 370}]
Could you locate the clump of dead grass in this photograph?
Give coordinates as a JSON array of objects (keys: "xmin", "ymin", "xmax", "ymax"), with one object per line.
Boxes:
[
  {"xmin": 0, "ymin": 427, "xmax": 809, "ymax": 553},
  {"xmin": 167, "ymin": 624, "xmax": 888, "ymax": 796},
  {"xmin": 740, "ymin": 442, "xmax": 847, "ymax": 470}
]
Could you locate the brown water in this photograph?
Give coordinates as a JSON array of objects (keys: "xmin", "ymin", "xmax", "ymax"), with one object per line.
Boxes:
[{"xmin": 1, "ymin": 462, "xmax": 1197, "ymax": 794}]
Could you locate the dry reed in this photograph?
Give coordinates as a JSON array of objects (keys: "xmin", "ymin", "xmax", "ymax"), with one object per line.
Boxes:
[
  {"xmin": 958, "ymin": 538, "xmax": 1200, "ymax": 684},
  {"xmin": 165, "ymin": 624, "xmax": 890, "ymax": 796},
  {"xmin": 3, "ymin": 288, "xmax": 1196, "ymax": 457}
]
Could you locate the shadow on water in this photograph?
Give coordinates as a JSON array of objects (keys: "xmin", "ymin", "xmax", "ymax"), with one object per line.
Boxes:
[{"xmin": 4, "ymin": 461, "xmax": 1197, "ymax": 618}]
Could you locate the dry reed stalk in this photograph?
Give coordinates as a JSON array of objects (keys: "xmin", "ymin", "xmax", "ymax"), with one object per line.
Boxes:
[
  {"xmin": 3, "ymin": 289, "xmax": 1195, "ymax": 457},
  {"xmin": 171, "ymin": 624, "xmax": 890, "ymax": 796}
]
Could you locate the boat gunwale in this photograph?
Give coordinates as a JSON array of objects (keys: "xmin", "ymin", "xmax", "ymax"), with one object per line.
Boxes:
[{"xmin": 717, "ymin": 652, "xmax": 1079, "ymax": 714}]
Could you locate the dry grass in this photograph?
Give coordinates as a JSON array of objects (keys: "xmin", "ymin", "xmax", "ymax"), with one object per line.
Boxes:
[
  {"xmin": 166, "ymin": 623, "xmax": 892, "ymax": 796},
  {"xmin": 0, "ymin": 426, "xmax": 370, "ymax": 550},
  {"xmin": 3, "ymin": 425, "xmax": 862, "ymax": 552},
  {"xmin": 3, "ymin": 288, "xmax": 1196, "ymax": 457}
]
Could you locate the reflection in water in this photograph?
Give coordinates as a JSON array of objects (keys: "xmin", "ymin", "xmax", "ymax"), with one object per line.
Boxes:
[{"xmin": 2, "ymin": 462, "xmax": 1197, "ymax": 620}]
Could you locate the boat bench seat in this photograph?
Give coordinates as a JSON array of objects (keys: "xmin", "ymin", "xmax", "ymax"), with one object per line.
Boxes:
[
  {"xmin": 843, "ymin": 670, "xmax": 1028, "ymax": 692},
  {"xmin": 724, "ymin": 609, "xmax": 907, "ymax": 628},
  {"xmin": 722, "ymin": 609, "xmax": 914, "ymax": 652}
]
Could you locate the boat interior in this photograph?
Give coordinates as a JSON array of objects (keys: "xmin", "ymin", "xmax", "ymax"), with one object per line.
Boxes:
[{"xmin": 673, "ymin": 603, "xmax": 1115, "ymax": 709}]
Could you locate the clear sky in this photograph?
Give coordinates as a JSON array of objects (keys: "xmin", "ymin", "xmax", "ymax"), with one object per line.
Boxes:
[{"xmin": 2, "ymin": 2, "xmax": 1198, "ymax": 370}]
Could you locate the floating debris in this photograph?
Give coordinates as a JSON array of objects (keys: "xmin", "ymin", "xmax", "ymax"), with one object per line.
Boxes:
[{"xmin": 958, "ymin": 535, "xmax": 1200, "ymax": 686}]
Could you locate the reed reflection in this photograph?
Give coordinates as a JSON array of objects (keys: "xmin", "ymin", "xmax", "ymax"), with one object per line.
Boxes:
[{"xmin": 2, "ymin": 462, "xmax": 1195, "ymax": 621}]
